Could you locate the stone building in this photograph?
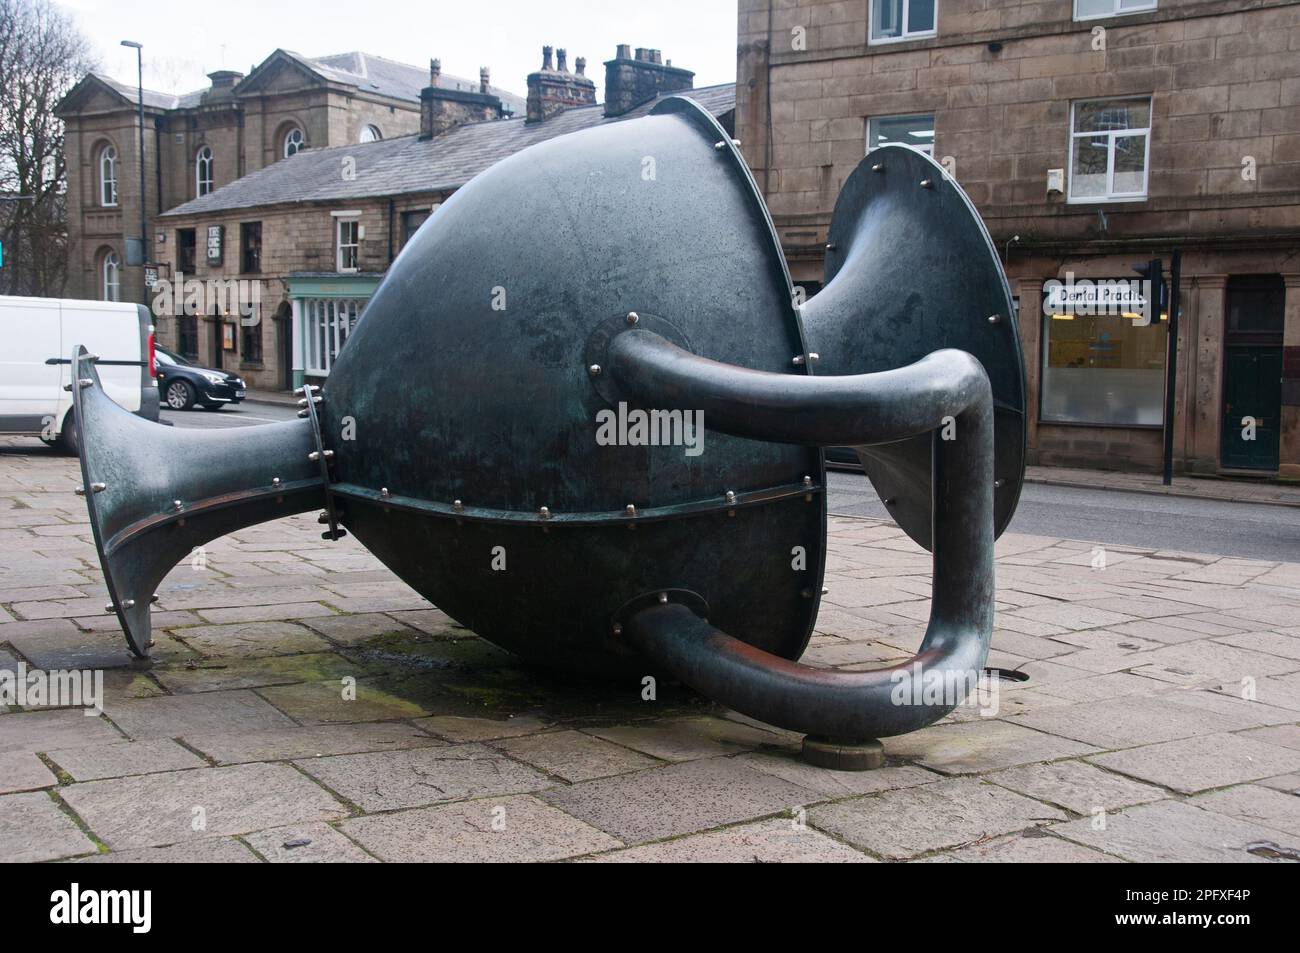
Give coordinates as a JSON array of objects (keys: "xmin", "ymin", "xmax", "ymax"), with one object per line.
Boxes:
[
  {"xmin": 737, "ymin": 0, "xmax": 1300, "ymax": 479},
  {"xmin": 55, "ymin": 49, "xmax": 527, "ymax": 309},
  {"xmin": 70, "ymin": 44, "xmax": 729, "ymax": 391}
]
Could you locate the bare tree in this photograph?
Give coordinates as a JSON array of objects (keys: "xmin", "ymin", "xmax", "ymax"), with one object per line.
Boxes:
[{"xmin": 0, "ymin": 0, "xmax": 96, "ymax": 296}]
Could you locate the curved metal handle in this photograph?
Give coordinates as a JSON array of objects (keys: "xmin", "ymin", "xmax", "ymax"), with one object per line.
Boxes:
[{"xmin": 608, "ymin": 330, "xmax": 995, "ymax": 739}]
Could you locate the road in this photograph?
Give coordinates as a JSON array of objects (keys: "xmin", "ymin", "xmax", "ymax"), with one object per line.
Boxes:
[{"xmin": 162, "ymin": 402, "xmax": 1300, "ymax": 563}]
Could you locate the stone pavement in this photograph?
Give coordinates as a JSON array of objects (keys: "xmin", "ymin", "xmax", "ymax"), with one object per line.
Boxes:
[
  {"xmin": 1023, "ymin": 465, "xmax": 1300, "ymax": 508},
  {"xmin": 2, "ymin": 439, "xmax": 1300, "ymax": 863}
]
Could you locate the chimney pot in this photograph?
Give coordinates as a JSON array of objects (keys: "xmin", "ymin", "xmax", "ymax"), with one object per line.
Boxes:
[
  {"xmin": 556, "ymin": 48, "xmax": 568, "ymax": 72},
  {"xmin": 575, "ymin": 56, "xmax": 586, "ymax": 76},
  {"xmin": 480, "ymin": 66, "xmax": 490, "ymax": 93},
  {"xmin": 542, "ymin": 45, "xmax": 553, "ymax": 70},
  {"xmin": 616, "ymin": 43, "xmax": 631, "ymax": 59},
  {"xmin": 430, "ymin": 58, "xmax": 441, "ymax": 84}
]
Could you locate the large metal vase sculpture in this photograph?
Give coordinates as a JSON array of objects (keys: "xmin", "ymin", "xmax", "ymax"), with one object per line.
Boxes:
[{"xmin": 72, "ymin": 97, "xmax": 1025, "ymax": 768}]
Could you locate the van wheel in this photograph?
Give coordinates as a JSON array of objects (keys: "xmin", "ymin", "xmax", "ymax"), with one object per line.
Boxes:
[
  {"xmin": 50, "ymin": 409, "xmax": 79, "ymax": 456},
  {"xmin": 165, "ymin": 380, "xmax": 195, "ymax": 410}
]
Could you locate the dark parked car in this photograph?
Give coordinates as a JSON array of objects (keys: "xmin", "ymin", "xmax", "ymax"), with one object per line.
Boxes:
[{"xmin": 155, "ymin": 345, "xmax": 246, "ymax": 411}]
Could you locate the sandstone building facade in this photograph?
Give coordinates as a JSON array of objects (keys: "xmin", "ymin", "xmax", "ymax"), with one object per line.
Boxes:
[{"xmin": 737, "ymin": 0, "xmax": 1300, "ymax": 478}]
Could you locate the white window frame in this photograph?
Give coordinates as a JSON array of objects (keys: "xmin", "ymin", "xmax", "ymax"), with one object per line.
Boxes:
[
  {"xmin": 359, "ymin": 124, "xmax": 382, "ymax": 143},
  {"xmin": 1067, "ymin": 97, "xmax": 1152, "ymax": 204},
  {"xmin": 283, "ymin": 126, "xmax": 305, "ymax": 158},
  {"xmin": 99, "ymin": 145, "xmax": 118, "ymax": 207},
  {"xmin": 1074, "ymin": 0, "xmax": 1157, "ymax": 21},
  {"xmin": 195, "ymin": 145, "xmax": 214, "ymax": 197},
  {"xmin": 102, "ymin": 251, "xmax": 120, "ymax": 301},
  {"xmin": 866, "ymin": 113, "xmax": 936, "ymax": 156},
  {"xmin": 336, "ymin": 217, "xmax": 360, "ymax": 273},
  {"xmin": 303, "ymin": 297, "xmax": 365, "ymax": 376},
  {"xmin": 869, "ymin": 0, "xmax": 938, "ymax": 45}
]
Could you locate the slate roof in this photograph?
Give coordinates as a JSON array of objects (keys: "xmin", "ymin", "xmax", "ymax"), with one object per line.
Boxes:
[
  {"xmin": 88, "ymin": 73, "xmax": 205, "ymax": 111},
  {"xmin": 161, "ymin": 83, "xmax": 736, "ymax": 218},
  {"xmin": 306, "ymin": 51, "xmax": 526, "ymax": 116}
]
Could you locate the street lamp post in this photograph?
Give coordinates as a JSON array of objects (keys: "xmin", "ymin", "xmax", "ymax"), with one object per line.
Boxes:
[{"xmin": 121, "ymin": 40, "xmax": 147, "ymax": 305}]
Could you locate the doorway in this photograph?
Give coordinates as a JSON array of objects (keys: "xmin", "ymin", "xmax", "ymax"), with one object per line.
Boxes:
[{"xmin": 1221, "ymin": 275, "xmax": 1284, "ymax": 471}]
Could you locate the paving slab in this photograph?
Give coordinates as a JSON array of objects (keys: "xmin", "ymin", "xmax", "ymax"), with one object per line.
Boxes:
[
  {"xmin": 1011, "ymin": 693, "xmax": 1268, "ymax": 749},
  {"xmin": 493, "ymin": 730, "xmax": 659, "ymax": 782},
  {"xmin": 0, "ymin": 750, "xmax": 58, "ymax": 793},
  {"xmin": 586, "ymin": 817, "xmax": 873, "ymax": 863},
  {"xmin": 542, "ymin": 758, "xmax": 818, "ymax": 845},
  {"xmin": 184, "ymin": 721, "xmax": 442, "ymax": 765},
  {"xmin": 1053, "ymin": 799, "xmax": 1300, "ymax": 863},
  {"xmin": 150, "ymin": 652, "xmax": 381, "ymax": 694},
  {"xmin": 295, "ymin": 743, "xmax": 553, "ymax": 812},
  {"xmin": 47, "ymin": 738, "xmax": 207, "ymax": 781},
  {"xmin": 59, "ymin": 762, "xmax": 349, "ymax": 850},
  {"xmin": 76, "ymin": 838, "xmax": 261, "ymax": 862},
  {"xmin": 881, "ymin": 719, "xmax": 1100, "ymax": 774},
  {"xmin": 808, "ymin": 777, "xmax": 1067, "ymax": 860},
  {"xmin": 414, "ymin": 714, "xmax": 550, "ymax": 742},
  {"xmin": 1088, "ymin": 732, "xmax": 1300, "ymax": 794},
  {"xmin": 0, "ymin": 709, "xmax": 123, "ymax": 753},
  {"xmin": 244, "ymin": 822, "xmax": 376, "ymax": 862},
  {"xmin": 737, "ymin": 752, "xmax": 941, "ymax": 798},
  {"xmin": 169, "ymin": 620, "xmax": 334, "ymax": 658},
  {"xmin": 934, "ymin": 831, "xmax": 1124, "ymax": 863},
  {"xmin": 1190, "ymin": 785, "xmax": 1300, "ymax": 838},
  {"xmin": 983, "ymin": 759, "xmax": 1167, "ymax": 815},
  {"xmin": 340, "ymin": 794, "xmax": 620, "ymax": 862},
  {"xmin": 255, "ymin": 678, "xmax": 438, "ymax": 724},
  {"xmin": 103, "ymin": 690, "xmax": 296, "ymax": 740},
  {"xmin": 0, "ymin": 791, "xmax": 97, "ymax": 861},
  {"xmin": 584, "ymin": 715, "xmax": 794, "ymax": 762}
]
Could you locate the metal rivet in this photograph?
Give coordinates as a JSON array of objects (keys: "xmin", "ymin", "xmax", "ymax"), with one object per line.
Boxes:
[
  {"xmin": 988, "ymin": 314, "xmax": 1001, "ymax": 324},
  {"xmin": 792, "ymin": 355, "xmax": 805, "ymax": 366},
  {"xmin": 625, "ymin": 504, "xmax": 637, "ymax": 517},
  {"xmin": 994, "ymin": 479, "xmax": 1005, "ymax": 489},
  {"xmin": 821, "ymin": 587, "xmax": 829, "ymax": 595},
  {"xmin": 151, "ymin": 594, "xmax": 160, "ymax": 603},
  {"xmin": 75, "ymin": 486, "xmax": 86, "ymax": 497},
  {"xmin": 323, "ymin": 450, "xmax": 334, "ymax": 459},
  {"xmin": 172, "ymin": 500, "xmax": 183, "ymax": 512},
  {"xmin": 626, "ymin": 311, "xmax": 639, "ymax": 325},
  {"xmin": 921, "ymin": 178, "xmax": 934, "ymax": 189},
  {"xmin": 272, "ymin": 477, "xmax": 282, "ymax": 488},
  {"xmin": 90, "ymin": 483, "xmax": 106, "ymax": 494},
  {"xmin": 612, "ymin": 623, "xmax": 623, "ymax": 636},
  {"xmin": 297, "ymin": 397, "xmax": 309, "ymax": 407},
  {"xmin": 381, "ymin": 487, "xmax": 391, "ymax": 499},
  {"xmin": 588, "ymin": 364, "xmax": 602, "ymax": 377},
  {"xmin": 732, "ymin": 139, "xmax": 741, "ymax": 147},
  {"xmin": 121, "ymin": 599, "xmax": 135, "ymax": 609},
  {"xmin": 872, "ymin": 162, "xmax": 884, "ymax": 173},
  {"xmin": 884, "ymin": 498, "xmax": 895, "ymax": 506},
  {"xmin": 714, "ymin": 140, "xmax": 726, "ymax": 150},
  {"xmin": 724, "ymin": 490, "xmax": 737, "ymax": 505},
  {"xmin": 808, "ymin": 352, "xmax": 819, "ymax": 363},
  {"xmin": 539, "ymin": 506, "xmax": 551, "ymax": 520},
  {"xmin": 825, "ymin": 242, "xmax": 836, "ymax": 251},
  {"xmin": 104, "ymin": 603, "xmax": 115, "ymax": 613},
  {"xmin": 78, "ymin": 378, "xmax": 93, "ymax": 388},
  {"xmin": 297, "ymin": 409, "xmax": 310, "ymax": 418},
  {"xmin": 308, "ymin": 451, "xmax": 320, "ymax": 462},
  {"xmin": 453, "ymin": 499, "xmax": 464, "ymax": 512},
  {"xmin": 145, "ymin": 640, "xmax": 156, "ymax": 649},
  {"xmin": 802, "ymin": 476, "xmax": 813, "ymax": 488},
  {"xmin": 658, "ymin": 592, "xmax": 669, "ymax": 604}
]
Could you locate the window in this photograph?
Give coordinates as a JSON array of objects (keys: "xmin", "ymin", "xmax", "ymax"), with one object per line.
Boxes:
[
  {"xmin": 240, "ymin": 313, "xmax": 263, "ymax": 364},
  {"xmin": 101, "ymin": 251, "xmax": 120, "ymax": 301},
  {"xmin": 177, "ymin": 228, "xmax": 197, "ymax": 274},
  {"xmin": 178, "ymin": 314, "xmax": 199, "ymax": 360},
  {"xmin": 99, "ymin": 145, "xmax": 118, "ymax": 207},
  {"xmin": 400, "ymin": 209, "xmax": 430, "ymax": 249},
  {"xmin": 1069, "ymin": 97, "xmax": 1151, "ymax": 203},
  {"xmin": 1040, "ymin": 288, "xmax": 1165, "ymax": 427},
  {"xmin": 359, "ymin": 124, "xmax": 382, "ymax": 143},
  {"xmin": 283, "ymin": 126, "xmax": 305, "ymax": 158},
  {"xmin": 1075, "ymin": 0, "xmax": 1157, "ymax": 20},
  {"xmin": 867, "ymin": 113, "xmax": 935, "ymax": 155},
  {"xmin": 303, "ymin": 297, "xmax": 365, "ymax": 375},
  {"xmin": 240, "ymin": 222, "xmax": 262, "ymax": 273},
  {"xmin": 336, "ymin": 218, "xmax": 360, "ymax": 272},
  {"xmin": 195, "ymin": 146, "xmax": 214, "ymax": 197},
  {"xmin": 870, "ymin": 0, "xmax": 936, "ymax": 43}
]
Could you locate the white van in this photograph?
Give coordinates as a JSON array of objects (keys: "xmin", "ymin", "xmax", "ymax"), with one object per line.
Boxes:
[{"xmin": 0, "ymin": 296, "xmax": 160, "ymax": 453}]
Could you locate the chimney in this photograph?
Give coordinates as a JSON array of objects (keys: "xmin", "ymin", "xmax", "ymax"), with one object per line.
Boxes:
[
  {"xmin": 202, "ymin": 69, "xmax": 244, "ymax": 102},
  {"xmin": 480, "ymin": 67, "xmax": 490, "ymax": 94},
  {"xmin": 525, "ymin": 43, "xmax": 597, "ymax": 123},
  {"xmin": 603, "ymin": 43, "xmax": 694, "ymax": 118},
  {"xmin": 420, "ymin": 57, "xmax": 503, "ymax": 139},
  {"xmin": 575, "ymin": 57, "xmax": 587, "ymax": 76}
]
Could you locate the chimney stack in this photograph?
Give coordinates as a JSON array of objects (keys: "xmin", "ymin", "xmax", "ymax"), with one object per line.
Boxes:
[
  {"xmin": 480, "ymin": 66, "xmax": 490, "ymax": 93},
  {"xmin": 420, "ymin": 56, "xmax": 503, "ymax": 139},
  {"xmin": 525, "ymin": 43, "xmax": 597, "ymax": 123},
  {"xmin": 575, "ymin": 57, "xmax": 586, "ymax": 76},
  {"xmin": 604, "ymin": 43, "xmax": 694, "ymax": 118}
]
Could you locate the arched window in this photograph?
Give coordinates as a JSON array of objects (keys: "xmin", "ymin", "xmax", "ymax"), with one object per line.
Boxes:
[
  {"xmin": 195, "ymin": 145, "xmax": 214, "ymax": 197},
  {"xmin": 99, "ymin": 145, "xmax": 118, "ymax": 207},
  {"xmin": 283, "ymin": 126, "xmax": 305, "ymax": 158},
  {"xmin": 359, "ymin": 124, "xmax": 382, "ymax": 143},
  {"xmin": 102, "ymin": 250, "xmax": 120, "ymax": 301}
]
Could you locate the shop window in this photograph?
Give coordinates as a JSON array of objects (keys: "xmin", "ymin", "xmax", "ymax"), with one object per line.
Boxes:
[
  {"xmin": 1040, "ymin": 301, "xmax": 1165, "ymax": 427},
  {"xmin": 1075, "ymin": 0, "xmax": 1156, "ymax": 20},
  {"xmin": 303, "ymin": 297, "xmax": 365, "ymax": 375}
]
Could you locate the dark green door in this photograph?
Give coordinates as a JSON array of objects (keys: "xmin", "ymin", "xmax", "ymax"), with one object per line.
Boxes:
[
  {"xmin": 1221, "ymin": 275, "xmax": 1284, "ymax": 471},
  {"xmin": 1222, "ymin": 346, "xmax": 1282, "ymax": 469}
]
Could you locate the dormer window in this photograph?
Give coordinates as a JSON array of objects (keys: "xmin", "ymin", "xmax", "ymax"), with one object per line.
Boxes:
[
  {"xmin": 196, "ymin": 145, "xmax": 214, "ymax": 197},
  {"xmin": 359, "ymin": 125, "xmax": 382, "ymax": 143}
]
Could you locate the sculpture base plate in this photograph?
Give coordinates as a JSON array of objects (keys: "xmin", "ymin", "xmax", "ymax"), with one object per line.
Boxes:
[{"xmin": 800, "ymin": 736, "xmax": 884, "ymax": 771}]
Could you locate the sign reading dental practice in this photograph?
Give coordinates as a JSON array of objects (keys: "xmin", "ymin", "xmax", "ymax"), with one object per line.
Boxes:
[{"xmin": 1042, "ymin": 273, "xmax": 1154, "ymax": 326}]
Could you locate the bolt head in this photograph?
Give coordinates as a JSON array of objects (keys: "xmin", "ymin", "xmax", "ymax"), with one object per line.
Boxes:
[
  {"xmin": 626, "ymin": 311, "xmax": 639, "ymax": 325},
  {"xmin": 588, "ymin": 364, "xmax": 602, "ymax": 377}
]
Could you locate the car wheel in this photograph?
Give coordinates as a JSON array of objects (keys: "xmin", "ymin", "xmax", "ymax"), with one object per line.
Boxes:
[{"xmin": 165, "ymin": 379, "xmax": 196, "ymax": 410}]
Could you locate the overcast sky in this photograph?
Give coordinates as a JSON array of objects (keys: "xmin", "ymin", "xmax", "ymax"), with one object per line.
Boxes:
[{"xmin": 61, "ymin": 0, "xmax": 739, "ymax": 102}]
